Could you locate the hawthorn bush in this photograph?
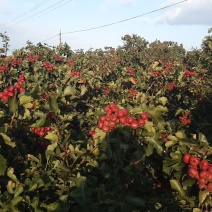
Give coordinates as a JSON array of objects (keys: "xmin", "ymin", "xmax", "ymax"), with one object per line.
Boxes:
[{"xmin": 0, "ymin": 32, "xmax": 212, "ymax": 211}]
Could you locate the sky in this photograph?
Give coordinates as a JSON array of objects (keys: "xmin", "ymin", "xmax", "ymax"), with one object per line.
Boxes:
[{"xmin": 0, "ymin": 0, "xmax": 211, "ymax": 54}]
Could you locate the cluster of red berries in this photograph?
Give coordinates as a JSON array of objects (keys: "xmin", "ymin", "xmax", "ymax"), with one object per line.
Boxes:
[
  {"xmin": 31, "ymin": 127, "xmax": 51, "ymax": 137},
  {"xmin": 0, "ymin": 65, "xmax": 9, "ymax": 73},
  {"xmin": 89, "ymin": 130, "xmax": 96, "ymax": 139},
  {"xmin": 126, "ymin": 67, "xmax": 135, "ymax": 76},
  {"xmin": 103, "ymin": 87, "xmax": 110, "ymax": 95},
  {"xmin": 183, "ymin": 154, "xmax": 212, "ymax": 191},
  {"xmin": 115, "ymin": 58, "xmax": 121, "ymax": 63},
  {"xmin": 0, "ymin": 74, "xmax": 25, "ymax": 102},
  {"xmin": 149, "ymin": 70, "xmax": 162, "ymax": 78},
  {"xmin": 11, "ymin": 58, "xmax": 22, "ymax": 68},
  {"xmin": 54, "ymin": 55, "xmax": 63, "ymax": 62},
  {"xmin": 166, "ymin": 82, "xmax": 175, "ymax": 91},
  {"xmin": 26, "ymin": 54, "xmax": 40, "ymax": 63},
  {"xmin": 164, "ymin": 61, "xmax": 174, "ymax": 69},
  {"xmin": 129, "ymin": 88, "xmax": 138, "ymax": 99},
  {"xmin": 68, "ymin": 59, "xmax": 74, "ymax": 67},
  {"xmin": 179, "ymin": 111, "xmax": 191, "ymax": 125},
  {"xmin": 43, "ymin": 62, "xmax": 54, "ymax": 71},
  {"xmin": 70, "ymin": 71, "xmax": 80, "ymax": 77},
  {"xmin": 184, "ymin": 69, "xmax": 196, "ymax": 78},
  {"xmin": 98, "ymin": 103, "xmax": 149, "ymax": 133}
]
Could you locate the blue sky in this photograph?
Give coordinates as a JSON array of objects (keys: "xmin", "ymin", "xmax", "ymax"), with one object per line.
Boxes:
[{"xmin": 0, "ymin": 0, "xmax": 211, "ymax": 54}]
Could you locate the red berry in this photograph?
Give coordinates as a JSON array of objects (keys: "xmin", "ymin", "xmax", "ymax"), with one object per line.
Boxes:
[
  {"xmin": 141, "ymin": 112, "xmax": 149, "ymax": 120},
  {"xmin": 189, "ymin": 156, "xmax": 200, "ymax": 167},
  {"xmin": 199, "ymin": 160, "xmax": 210, "ymax": 171},
  {"xmin": 183, "ymin": 154, "xmax": 191, "ymax": 164},
  {"xmin": 130, "ymin": 121, "xmax": 139, "ymax": 129},
  {"xmin": 188, "ymin": 167, "xmax": 199, "ymax": 179},
  {"xmin": 207, "ymin": 183, "xmax": 212, "ymax": 192}
]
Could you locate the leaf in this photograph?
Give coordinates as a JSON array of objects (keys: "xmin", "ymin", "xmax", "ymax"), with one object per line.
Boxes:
[
  {"xmin": 144, "ymin": 121, "xmax": 155, "ymax": 133},
  {"xmin": 146, "ymin": 136, "xmax": 163, "ymax": 156},
  {"xmin": 49, "ymin": 95, "xmax": 59, "ymax": 113},
  {"xmin": 11, "ymin": 196, "xmax": 23, "ymax": 206},
  {"xmin": 175, "ymin": 131, "xmax": 186, "ymax": 140},
  {"xmin": 0, "ymin": 133, "xmax": 16, "ymax": 147},
  {"xmin": 8, "ymin": 97, "xmax": 18, "ymax": 113},
  {"xmin": 159, "ymin": 97, "xmax": 168, "ymax": 105},
  {"xmin": 167, "ymin": 135, "xmax": 178, "ymax": 142},
  {"xmin": 14, "ymin": 185, "xmax": 24, "ymax": 198},
  {"xmin": 129, "ymin": 107, "xmax": 143, "ymax": 114},
  {"xmin": 7, "ymin": 168, "xmax": 20, "ymax": 184},
  {"xmin": 19, "ymin": 95, "xmax": 33, "ymax": 105},
  {"xmin": 175, "ymin": 108, "xmax": 183, "ymax": 116},
  {"xmin": 146, "ymin": 143, "xmax": 154, "ymax": 156},
  {"xmin": 198, "ymin": 133, "xmax": 208, "ymax": 145},
  {"xmin": 80, "ymin": 84, "xmax": 87, "ymax": 96},
  {"xmin": 0, "ymin": 154, "xmax": 7, "ymax": 175},
  {"xmin": 129, "ymin": 77, "xmax": 137, "ymax": 85},
  {"xmin": 178, "ymin": 71, "xmax": 185, "ymax": 83},
  {"xmin": 30, "ymin": 84, "xmax": 40, "ymax": 98},
  {"xmin": 124, "ymin": 195, "xmax": 145, "ymax": 207},
  {"xmin": 63, "ymin": 85, "xmax": 76, "ymax": 96},
  {"xmin": 27, "ymin": 154, "xmax": 40, "ymax": 163},
  {"xmin": 30, "ymin": 117, "xmax": 46, "ymax": 128},
  {"xmin": 45, "ymin": 132, "xmax": 59, "ymax": 143},
  {"xmin": 70, "ymin": 176, "xmax": 87, "ymax": 204},
  {"xmin": 199, "ymin": 189, "xmax": 209, "ymax": 205},
  {"xmin": 46, "ymin": 202, "xmax": 60, "ymax": 211},
  {"xmin": 170, "ymin": 179, "xmax": 185, "ymax": 198}
]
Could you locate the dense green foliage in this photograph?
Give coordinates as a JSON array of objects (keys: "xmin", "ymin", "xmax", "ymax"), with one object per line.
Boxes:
[{"xmin": 0, "ymin": 31, "xmax": 212, "ymax": 211}]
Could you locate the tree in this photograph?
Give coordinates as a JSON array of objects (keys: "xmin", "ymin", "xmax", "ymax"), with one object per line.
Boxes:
[{"xmin": 0, "ymin": 31, "xmax": 10, "ymax": 56}]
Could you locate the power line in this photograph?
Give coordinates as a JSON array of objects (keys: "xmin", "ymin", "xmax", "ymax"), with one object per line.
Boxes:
[
  {"xmin": 0, "ymin": 0, "xmax": 51, "ymax": 29},
  {"xmin": 2, "ymin": 0, "xmax": 73, "ymax": 30},
  {"xmin": 41, "ymin": 0, "xmax": 188, "ymax": 43}
]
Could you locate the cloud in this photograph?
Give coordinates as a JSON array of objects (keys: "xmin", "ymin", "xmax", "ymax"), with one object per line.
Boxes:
[
  {"xmin": 101, "ymin": 0, "xmax": 137, "ymax": 10},
  {"xmin": 155, "ymin": 0, "xmax": 212, "ymax": 25}
]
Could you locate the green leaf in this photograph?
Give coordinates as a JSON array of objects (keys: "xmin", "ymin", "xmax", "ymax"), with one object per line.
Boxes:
[
  {"xmin": 11, "ymin": 196, "xmax": 23, "ymax": 206},
  {"xmin": 27, "ymin": 154, "xmax": 40, "ymax": 163},
  {"xmin": 49, "ymin": 95, "xmax": 59, "ymax": 113},
  {"xmin": 0, "ymin": 133, "xmax": 16, "ymax": 147},
  {"xmin": 158, "ymin": 97, "xmax": 168, "ymax": 105},
  {"xmin": 46, "ymin": 202, "xmax": 60, "ymax": 211},
  {"xmin": 175, "ymin": 108, "xmax": 183, "ymax": 116},
  {"xmin": 80, "ymin": 84, "xmax": 87, "ymax": 96},
  {"xmin": 63, "ymin": 85, "xmax": 76, "ymax": 96},
  {"xmin": 146, "ymin": 135, "xmax": 163, "ymax": 156},
  {"xmin": 170, "ymin": 179, "xmax": 185, "ymax": 198},
  {"xmin": 19, "ymin": 95, "xmax": 33, "ymax": 105},
  {"xmin": 129, "ymin": 107, "xmax": 143, "ymax": 114},
  {"xmin": 7, "ymin": 168, "xmax": 20, "ymax": 184},
  {"xmin": 146, "ymin": 143, "xmax": 153, "ymax": 156},
  {"xmin": 198, "ymin": 133, "xmax": 208, "ymax": 145},
  {"xmin": 45, "ymin": 132, "xmax": 59, "ymax": 143},
  {"xmin": 124, "ymin": 195, "xmax": 145, "ymax": 207},
  {"xmin": 178, "ymin": 71, "xmax": 185, "ymax": 83},
  {"xmin": 30, "ymin": 84, "xmax": 40, "ymax": 98},
  {"xmin": 175, "ymin": 131, "xmax": 186, "ymax": 140},
  {"xmin": 0, "ymin": 154, "xmax": 7, "ymax": 175},
  {"xmin": 165, "ymin": 140, "xmax": 178, "ymax": 148},
  {"xmin": 199, "ymin": 189, "xmax": 209, "ymax": 205},
  {"xmin": 144, "ymin": 121, "xmax": 155, "ymax": 133},
  {"xmin": 8, "ymin": 97, "xmax": 18, "ymax": 113},
  {"xmin": 70, "ymin": 176, "xmax": 87, "ymax": 205},
  {"xmin": 30, "ymin": 117, "xmax": 46, "ymax": 128},
  {"xmin": 14, "ymin": 185, "xmax": 24, "ymax": 198}
]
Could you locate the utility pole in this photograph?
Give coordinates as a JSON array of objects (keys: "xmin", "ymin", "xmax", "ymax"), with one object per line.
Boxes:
[{"xmin": 59, "ymin": 30, "xmax": 62, "ymax": 46}]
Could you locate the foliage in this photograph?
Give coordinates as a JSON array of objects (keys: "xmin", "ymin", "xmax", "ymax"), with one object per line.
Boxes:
[{"xmin": 0, "ymin": 31, "xmax": 212, "ymax": 211}]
